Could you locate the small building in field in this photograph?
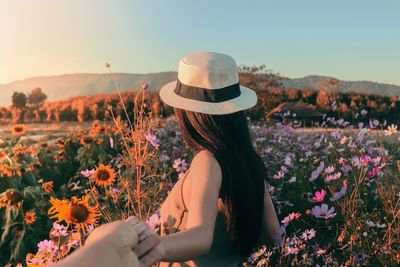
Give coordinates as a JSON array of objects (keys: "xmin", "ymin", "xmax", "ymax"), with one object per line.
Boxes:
[{"xmin": 265, "ymin": 101, "xmax": 323, "ymax": 127}]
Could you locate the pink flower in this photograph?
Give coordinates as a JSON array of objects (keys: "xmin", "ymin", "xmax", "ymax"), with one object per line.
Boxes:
[
  {"xmin": 141, "ymin": 82, "xmax": 148, "ymax": 90},
  {"xmin": 80, "ymin": 169, "xmax": 95, "ymax": 178},
  {"xmin": 310, "ymin": 161, "xmax": 324, "ymax": 181},
  {"xmin": 50, "ymin": 222, "xmax": 68, "ymax": 237},
  {"xmin": 312, "ymin": 189, "xmax": 326, "ymax": 203},
  {"xmin": 37, "ymin": 240, "xmax": 58, "ymax": 253},
  {"xmin": 144, "ymin": 133, "xmax": 160, "ymax": 149},
  {"xmin": 325, "ymin": 172, "xmax": 341, "ymax": 182},
  {"xmin": 330, "ymin": 180, "xmax": 348, "ymax": 201},
  {"xmin": 173, "ymin": 158, "xmax": 188, "ymax": 173},
  {"xmin": 324, "ymin": 165, "xmax": 335, "ymax": 174},
  {"xmin": 312, "ymin": 204, "xmax": 336, "ymax": 219},
  {"xmin": 281, "ymin": 212, "xmax": 301, "ymax": 226},
  {"xmin": 301, "ymin": 228, "xmax": 316, "ymax": 240},
  {"xmin": 146, "ymin": 211, "xmax": 160, "ymax": 231}
]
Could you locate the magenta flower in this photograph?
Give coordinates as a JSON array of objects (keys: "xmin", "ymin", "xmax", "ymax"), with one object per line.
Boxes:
[
  {"xmin": 312, "ymin": 189, "xmax": 326, "ymax": 203},
  {"xmin": 312, "ymin": 204, "xmax": 336, "ymax": 219}
]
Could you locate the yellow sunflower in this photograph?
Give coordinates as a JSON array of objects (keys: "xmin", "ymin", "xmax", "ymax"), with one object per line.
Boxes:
[
  {"xmin": 0, "ymin": 189, "xmax": 22, "ymax": 209},
  {"xmin": 48, "ymin": 195, "xmax": 100, "ymax": 232},
  {"xmin": 11, "ymin": 124, "xmax": 26, "ymax": 136},
  {"xmin": 24, "ymin": 210, "xmax": 37, "ymax": 225},
  {"xmin": 92, "ymin": 164, "xmax": 116, "ymax": 187}
]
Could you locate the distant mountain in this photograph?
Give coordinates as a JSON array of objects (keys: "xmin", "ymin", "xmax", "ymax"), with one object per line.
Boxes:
[
  {"xmin": 1, "ymin": 73, "xmax": 399, "ymax": 106},
  {"xmin": 281, "ymin": 75, "xmax": 400, "ymax": 97},
  {"xmin": 0, "ymin": 72, "xmax": 178, "ymax": 106}
]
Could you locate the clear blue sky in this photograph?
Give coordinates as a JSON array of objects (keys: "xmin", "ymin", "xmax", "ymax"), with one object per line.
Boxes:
[{"xmin": 0, "ymin": 0, "xmax": 399, "ymax": 85}]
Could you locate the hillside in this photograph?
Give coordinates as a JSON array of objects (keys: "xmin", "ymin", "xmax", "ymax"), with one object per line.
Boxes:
[
  {"xmin": 0, "ymin": 72, "xmax": 177, "ymax": 106},
  {"xmin": 1, "ymin": 72, "xmax": 400, "ymax": 106},
  {"xmin": 281, "ymin": 75, "xmax": 400, "ymax": 97}
]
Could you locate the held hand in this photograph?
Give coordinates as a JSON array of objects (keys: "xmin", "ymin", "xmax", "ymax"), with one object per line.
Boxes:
[{"xmin": 126, "ymin": 216, "xmax": 165, "ymax": 266}]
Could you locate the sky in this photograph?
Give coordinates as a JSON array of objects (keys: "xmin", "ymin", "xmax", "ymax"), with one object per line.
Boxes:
[{"xmin": 0, "ymin": 0, "xmax": 399, "ymax": 85}]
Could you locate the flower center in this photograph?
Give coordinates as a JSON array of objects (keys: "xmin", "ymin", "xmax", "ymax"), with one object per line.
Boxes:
[
  {"xmin": 70, "ymin": 204, "xmax": 89, "ymax": 223},
  {"xmin": 97, "ymin": 169, "xmax": 110, "ymax": 181}
]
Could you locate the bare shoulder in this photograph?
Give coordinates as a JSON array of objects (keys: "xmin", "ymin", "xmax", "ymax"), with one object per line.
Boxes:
[{"xmin": 191, "ymin": 150, "xmax": 222, "ymax": 182}]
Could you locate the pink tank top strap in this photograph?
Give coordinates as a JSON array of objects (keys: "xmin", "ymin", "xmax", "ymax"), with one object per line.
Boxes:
[{"xmin": 180, "ymin": 168, "xmax": 190, "ymax": 212}]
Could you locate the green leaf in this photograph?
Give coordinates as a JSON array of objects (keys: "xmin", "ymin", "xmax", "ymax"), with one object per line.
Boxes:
[{"xmin": 1, "ymin": 206, "xmax": 20, "ymax": 244}]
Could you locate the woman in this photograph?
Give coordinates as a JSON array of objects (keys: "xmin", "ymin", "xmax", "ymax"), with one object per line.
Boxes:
[{"xmin": 156, "ymin": 51, "xmax": 280, "ymax": 266}]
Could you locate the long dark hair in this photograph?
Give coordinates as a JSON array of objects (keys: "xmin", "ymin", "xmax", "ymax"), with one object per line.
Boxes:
[{"xmin": 173, "ymin": 107, "xmax": 266, "ymax": 256}]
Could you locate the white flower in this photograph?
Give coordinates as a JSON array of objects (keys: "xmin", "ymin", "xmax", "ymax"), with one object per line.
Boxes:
[{"xmin": 384, "ymin": 124, "xmax": 398, "ymax": 136}]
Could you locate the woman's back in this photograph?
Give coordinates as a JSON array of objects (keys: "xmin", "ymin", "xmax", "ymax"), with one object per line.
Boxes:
[{"xmin": 159, "ymin": 166, "xmax": 243, "ymax": 267}]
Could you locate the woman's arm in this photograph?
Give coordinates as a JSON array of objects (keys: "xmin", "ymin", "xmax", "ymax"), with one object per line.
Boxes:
[
  {"xmin": 259, "ymin": 183, "xmax": 280, "ymax": 245},
  {"xmin": 160, "ymin": 150, "xmax": 222, "ymax": 262}
]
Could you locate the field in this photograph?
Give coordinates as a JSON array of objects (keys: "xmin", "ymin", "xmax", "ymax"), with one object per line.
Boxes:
[{"xmin": 0, "ymin": 99, "xmax": 399, "ymax": 266}]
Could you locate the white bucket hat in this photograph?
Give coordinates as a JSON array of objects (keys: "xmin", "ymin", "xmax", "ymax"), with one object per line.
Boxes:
[{"xmin": 159, "ymin": 51, "xmax": 258, "ymax": 115}]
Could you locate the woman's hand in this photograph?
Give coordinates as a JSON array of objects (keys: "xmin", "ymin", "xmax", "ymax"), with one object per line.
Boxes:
[{"xmin": 125, "ymin": 216, "xmax": 165, "ymax": 266}]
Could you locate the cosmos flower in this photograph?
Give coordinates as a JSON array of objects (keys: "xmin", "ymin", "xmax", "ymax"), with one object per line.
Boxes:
[
  {"xmin": 312, "ymin": 204, "xmax": 336, "ymax": 219},
  {"xmin": 37, "ymin": 240, "xmax": 58, "ymax": 253},
  {"xmin": 80, "ymin": 169, "xmax": 95, "ymax": 178},
  {"xmin": 173, "ymin": 158, "xmax": 188, "ymax": 173},
  {"xmin": 281, "ymin": 212, "xmax": 301, "ymax": 226},
  {"xmin": 325, "ymin": 172, "xmax": 341, "ymax": 182},
  {"xmin": 384, "ymin": 124, "xmax": 398, "ymax": 136},
  {"xmin": 310, "ymin": 161, "xmax": 324, "ymax": 181},
  {"xmin": 50, "ymin": 222, "xmax": 68, "ymax": 237},
  {"xmin": 144, "ymin": 133, "xmax": 160, "ymax": 149},
  {"xmin": 301, "ymin": 228, "xmax": 316, "ymax": 240},
  {"xmin": 324, "ymin": 165, "xmax": 335, "ymax": 174},
  {"xmin": 360, "ymin": 109, "xmax": 368, "ymax": 116},
  {"xmin": 312, "ymin": 189, "xmax": 326, "ymax": 203},
  {"xmin": 366, "ymin": 220, "xmax": 386, "ymax": 228},
  {"xmin": 146, "ymin": 210, "xmax": 160, "ymax": 231},
  {"xmin": 330, "ymin": 180, "xmax": 348, "ymax": 201}
]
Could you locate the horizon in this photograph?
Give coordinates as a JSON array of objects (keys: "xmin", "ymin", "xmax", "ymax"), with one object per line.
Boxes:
[
  {"xmin": 1, "ymin": 0, "xmax": 399, "ymax": 86},
  {"xmin": 1, "ymin": 71, "xmax": 400, "ymax": 87}
]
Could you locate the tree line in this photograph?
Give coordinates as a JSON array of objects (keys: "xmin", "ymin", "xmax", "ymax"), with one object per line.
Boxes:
[{"xmin": 0, "ymin": 68, "xmax": 399, "ymax": 125}]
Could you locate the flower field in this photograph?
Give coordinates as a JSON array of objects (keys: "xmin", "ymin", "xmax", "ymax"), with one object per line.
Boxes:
[{"xmin": 0, "ymin": 95, "xmax": 399, "ymax": 266}]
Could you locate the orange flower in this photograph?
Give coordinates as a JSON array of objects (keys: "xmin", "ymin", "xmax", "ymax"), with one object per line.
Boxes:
[
  {"xmin": 0, "ymin": 165, "xmax": 13, "ymax": 177},
  {"xmin": 92, "ymin": 164, "xmax": 116, "ymax": 187},
  {"xmin": 11, "ymin": 124, "xmax": 26, "ymax": 136},
  {"xmin": 80, "ymin": 136, "xmax": 94, "ymax": 145},
  {"xmin": 48, "ymin": 195, "xmax": 100, "ymax": 232},
  {"xmin": 0, "ymin": 189, "xmax": 22, "ymax": 209},
  {"xmin": 42, "ymin": 181, "xmax": 54, "ymax": 193},
  {"xmin": 24, "ymin": 211, "xmax": 37, "ymax": 224}
]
